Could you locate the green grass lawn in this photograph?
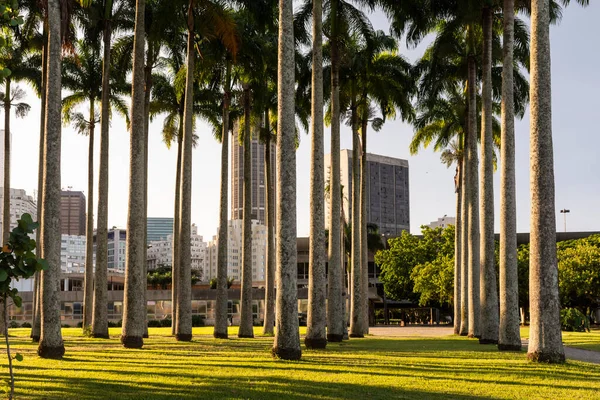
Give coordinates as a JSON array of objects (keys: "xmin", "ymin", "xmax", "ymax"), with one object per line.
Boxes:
[
  {"xmin": 1, "ymin": 327, "xmax": 600, "ymax": 399},
  {"xmin": 521, "ymin": 326, "xmax": 600, "ymax": 352}
]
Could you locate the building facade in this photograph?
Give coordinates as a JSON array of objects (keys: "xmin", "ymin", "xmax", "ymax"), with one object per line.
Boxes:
[
  {"xmin": 428, "ymin": 216, "xmax": 456, "ymax": 229},
  {"xmin": 206, "ymin": 219, "xmax": 267, "ymax": 283},
  {"xmin": 61, "ymin": 190, "xmax": 86, "ymax": 236},
  {"xmin": 60, "ymin": 234, "xmax": 86, "ymax": 274},
  {"xmin": 231, "ymin": 121, "xmax": 276, "ymax": 224},
  {"xmin": 107, "ymin": 228, "xmax": 127, "ymax": 272},
  {"xmin": 325, "ymin": 150, "xmax": 410, "ymax": 236},
  {"xmin": 0, "ymin": 188, "xmax": 37, "ymax": 233},
  {"xmin": 147, "ymin": 217, "xmax": 174, "ymax": 243},
  {"xmin": 147, "ymin": 224, "xmax": 207, "ymax": 274}
]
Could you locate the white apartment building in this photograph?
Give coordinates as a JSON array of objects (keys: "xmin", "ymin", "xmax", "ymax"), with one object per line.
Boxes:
[
  {"xmin": 205, "ymin": 219, "xmax": 267, "ymax": 283},
  {"xmin": 428, "ymin": 216, "xmax": 456, "ymax": 229},
  {"xmin": 0, "ymin": 188, "xmax": 37, "ymax": 233},
  {"xmin": 147, "ymin": 224, "xmax": 207, "ymax": 274},
  {"xmin": 60, "ymin": 234, "xmax": 86, "ymax": 273}
]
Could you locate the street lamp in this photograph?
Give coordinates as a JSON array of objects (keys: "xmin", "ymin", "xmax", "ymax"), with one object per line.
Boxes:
[{"xmin": 560, "ymin": 209, "xmax": 570, "ymax": 233}]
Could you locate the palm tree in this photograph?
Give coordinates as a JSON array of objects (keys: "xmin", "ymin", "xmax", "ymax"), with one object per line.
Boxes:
[
  {"xmin": 120, "ymin": 0, "xmax": 147, "ymax": 349},
  {"xmin": 440, "ymin": 140, "xmax": 463, "ymax": 334},
  {"xmin": 38, "ymin": 0, "xmax": 65, "ymax": 359},
  {"xmin": 61, "ymin": 38, "xmax": 128, "ymax": 331},
  {"xmin": 498, "ymin": 0, "xmax": 521, "ymax": 352},
  {"xmin": 272, "ymin": 0, "xmax": 301, "ymax": 360},
  {"xmin": 525, "ymin": 0, "xmax": 590, "ymax": 363},
  {"xmin": 305, "ymin": 0, "xmax": 327, "ymax": 349}
]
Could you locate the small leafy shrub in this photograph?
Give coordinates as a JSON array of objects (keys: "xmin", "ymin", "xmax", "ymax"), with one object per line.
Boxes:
[
  {"xmin": 20, "ymin": 322, "xmax": 31, "ymax": 328},
  {"xmin": 147, "ymin": 320, "xmax": 161, "ymax": 328},
  {"xmin": 560, "ymin": 308, "xmax": 590, "ymax": 332},
  {"xmin": 8, "ymin": 321, "xmax": 18, "ymax": 329},
  {"xmin": 160, "ymin": 318, "xmax": 172, "ymax": 328},
  {"xmin": 192, "ymin": 315, "xmax": 204, "ymax": 327},
  {"xmin": 108, "ymin": 320, "xmax": 121, "ymax": 328},
  {"xmin": 76, "ymin": 322, "xmax": 83, "ymax": 328}
]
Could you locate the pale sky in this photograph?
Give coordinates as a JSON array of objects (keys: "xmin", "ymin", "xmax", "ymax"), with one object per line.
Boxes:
[{"xmin": 6, "ymin": 5, "xmax": 599, "ymax": 240}]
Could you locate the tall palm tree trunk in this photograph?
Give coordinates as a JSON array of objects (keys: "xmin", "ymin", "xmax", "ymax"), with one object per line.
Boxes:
[
  {"xmin": 466, "ymin": 51, "xmax": 481, "ymax": 339},
  {"xmin": 83, "ymin": 99, "xmax": 95, "ymax": 331},
  {"xmin": 143, "ymin": 49, "xmax": 153, "ymax": 340},
  {"xmin": 527, "ymin": 0, "xmax": 563, "ymax": 364},
  {"xmin": 305, "ymin": 0, "xmax": 326, "ymax": 349},
  {"xmin": 454, "ymin": 164, "xmax": 462, "ymax": 335},
  {"xmin": 263, "ymin": 113, "xmax": 276, "ymax": 336},
  {"xmin": 239, "ymin": 84, "xmax": 254, "ymax": 338},
  {"xmin": 327, "ymin": 0, "xmax": 343, "ymax": 343},
  {"xmin": 3, "ymin": 78, "xmax": 11, "ymax": 246},
  {"xmin": 360, "ymin": 120, "xmax": 368, "ymax": 334},
  {"xmin": 349, "ymin": 95, "xmax": 363, "ymax": 338},
  {"xmin": 120, "ymin": 0, "xmax": 146, "ymax": 349},
  {"xmin": 92, "ymin": 14, "xmax": 112, "ymax": 339},
  {"xmin": 175, "ymin": 2, "xmax": 194, "ymax": 341},
  {"xmin": 214, "ymin": 62, "xmax": 231, "ymax": 339},
  {"xmin": 479, "ymin": 7, "xmax": 498, "ymax": 345},
  {"xmin": 0, "ymin": 78, "xmax": 10, "ymax": 335},
  {"xmin": 32, "ymin": 36, "xmax": 48, "ymax": 343},
  {"xmin": 171, "ymin": 126, "xmax": 182, "ymax": 335},
  {"xmin": 38, "ymin": 0, "xmax": 65, "ymax": 359},
  {"xmin": 498, "ymin": 0, "xmax": 521, "ymax": 352},
  {"xmin": 459, "ymin": 133, "xmax": 469, "ymax": 336},
  {"xmin": 272, "ymin": 0, "xmax": 301, "ymax": 360}
]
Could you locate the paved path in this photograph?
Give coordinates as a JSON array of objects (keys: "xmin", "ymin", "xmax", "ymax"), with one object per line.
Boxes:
[{"xmin": 370, "ymin": 325, "xmax": 600, "ymax": 364}]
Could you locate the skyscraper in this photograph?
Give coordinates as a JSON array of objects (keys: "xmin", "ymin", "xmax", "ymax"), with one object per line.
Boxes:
[
  {"xmin": 147, "ymin": 217, "xmax": 174, "ymax": 242},
  {"xmin": 325, "ymin": 150, "xmax": 410, "ymax": 236},
  {"xmin": 231, "ymin": 121, "xmax": 276, "ymax": 224},
  {"xmin": 0, "ymin": 188, "xmax": 37, "ymax": 233},
  {"xmin": 60, "ymin": 190, "xmax": 86, "ymax": 235}
]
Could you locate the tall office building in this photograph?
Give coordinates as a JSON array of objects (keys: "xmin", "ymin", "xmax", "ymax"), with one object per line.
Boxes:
[
  {"xmin": 205, "ymin": 219, "xmax": 267, "ymax": 283},
  {"xmin": 147, "ymin": 217, "xmax": 174, "ymax": 242},
  {"xmin": 325, "ymin": 150, "xmax": 410, "ymax": 236},
  {"xmin": 61, "ymin": 190, "xmax": 86, "ymax": 235},
  {"xmin": 107, "ymin": 228, "xmax": 127, "ymax": 272},
  {"xmin": 231, "ymin": 121, "xmax": 276, "ymax": 224},
  {"xmin": 0, "ymin": 188, "xmax": 37, "ymax": 233},
  {"xmin": 146, "ymin": 224, "xmax": 207, "ymax": 273}
]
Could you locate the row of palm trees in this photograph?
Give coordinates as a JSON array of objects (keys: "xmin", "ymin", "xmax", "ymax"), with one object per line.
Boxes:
[{"xmin": 1, "ymin": 0, "xmax": 584, "ymax": 363}]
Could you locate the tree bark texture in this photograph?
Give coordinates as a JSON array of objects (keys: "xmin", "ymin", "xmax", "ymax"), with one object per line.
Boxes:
[
  {"xmin": 360, "ymin": 122, "xmax": 368, "ymax": 334},
  {"xmin": 527, "ymin": 0, "xmax": 564, "ymax": 363},
  {"xmin": 32, "ymin": 37, "xmax": 48, "ymax": 342},
  {"xmin": 272, "ymin": 0, "xmax": 301, "ymax": 360},
  {"xmin": 38, "ymin": 0, "xmax": 65, "ymax": 359},
  {"xmin": 467, "ymin": 53, "xmax": 481, "ymax": 339},
  {"xmin": 120, "ymin": 0, "xmax": 146, "ymax": 349},
  {"xmin": 92, "ymin": 20, "xmax": 112, "ymax": 339},
  {"xmin": 238, "ymin": 84, "xmax": 254, "ymax": 338},
  {"xmin": 83, "ymin": 99, "xmax": 95, "ymax": 331},
  {"xmin": 3, "ymin": 78, "xmax": 11, "ymax": 245},
  {"xmin": 172, "ymin": 128, "xmax": 182, "ymax": 335},
  {"xmin": 305, "ymin": 0, "xmax": 326, "ymax": 349},
  {"xmin": 214, "ymin": 64, "xmax": 231, "ymax": 339},
  {"xmin": 263, "ymin": 122, "xmax": 276, "ymax": 336},
  {"xmin": 498, "ymin": 0, "xmax": 522, "ymax": 352},
  {"xmin": 175, "ymin": 13, "xmax": 194, "ymax": 342},
  {"xmin": 459, "ymin": 140, "xmax": 469, "ymax": 336},
  {"xmin": 454, "ymin": 165, "xmax": 462, "ymax": 335},
  {"xmin": 479, "ymin": 8, "xmax": 498, "ymax": 345},
  {"xmin": 349, "ymin": 100, "xmax": 364, "ymax": 338}
]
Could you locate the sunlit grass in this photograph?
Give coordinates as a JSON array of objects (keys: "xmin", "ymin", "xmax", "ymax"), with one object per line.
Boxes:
[
  {"xmin": 521, "ymin": 326, "xmax": 600, "ymax": 352},
  {"xmin": 1, "ymin": 327, "xmax": 599, "ymax": 399}
]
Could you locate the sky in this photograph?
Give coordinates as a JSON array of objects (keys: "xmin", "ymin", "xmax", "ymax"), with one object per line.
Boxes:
[{"xmin": 6, "ymin": 4, "xmax": 600, "ymax": 240}]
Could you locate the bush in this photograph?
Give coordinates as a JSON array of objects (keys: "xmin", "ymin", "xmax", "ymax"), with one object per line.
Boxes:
[
  {"xmin": 8, "ymin": 320, "xmax": 18, "ymax": 328},
  {"xmin": 560, "ymin": 308, "xmax": 590, "ymax": 332},
  {"xmin": 147, "ymin": 320, "xmax": 162, "ymax": 328},
  {"xmin": 107, "ymin": 320, "xmax": 122, "ymax": 328},
  {"xmin": 76, "ymin": 322, "xmax": 83, "ymax": 328},
  {"xmin": 20, "ymin": 322, "xmax": 31, "ymax": 328},
  {"xmin": 61, "ymin": 324, "xmax": 71, "ymax": 328},
  {"xmin": 192, "ymin": 315, "xmax": 204, "ymax": 327},
  {"xmin": 160, "ymin": 318, "xmax": 172, "ymax": 328}
]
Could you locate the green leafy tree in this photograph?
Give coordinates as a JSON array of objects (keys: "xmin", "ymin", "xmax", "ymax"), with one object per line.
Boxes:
[{"xmin": 0, "ymin": 214, "xmax": 47, "ymax": 399}]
